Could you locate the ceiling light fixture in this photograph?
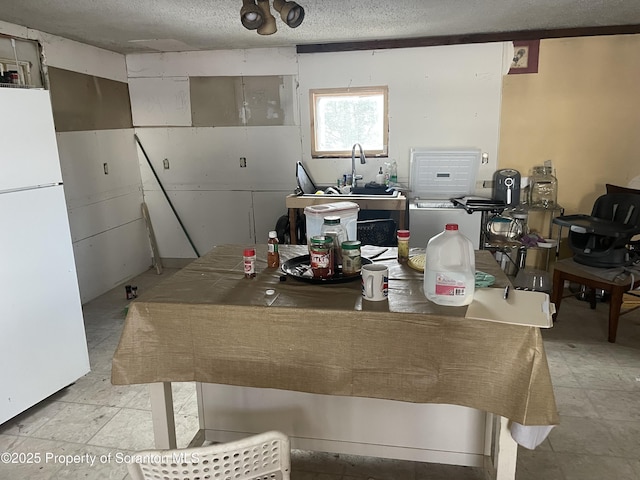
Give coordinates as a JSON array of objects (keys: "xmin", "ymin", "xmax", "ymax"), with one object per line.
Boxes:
[
  {"xmin": 240, "ymin": 0, "xmax": 264, "ymax": 30},
  {"xmin": 240, "ymin": 0, "xmax": 305, "ymax": 36},
  {"xmin": 273, "ymin": 0, "xmax": 305, "ymax": 28}
]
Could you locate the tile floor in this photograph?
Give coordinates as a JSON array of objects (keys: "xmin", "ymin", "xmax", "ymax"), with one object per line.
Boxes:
[{"xmin": 1, "ymin": 266, "xmax": 639, "ymax": 479}]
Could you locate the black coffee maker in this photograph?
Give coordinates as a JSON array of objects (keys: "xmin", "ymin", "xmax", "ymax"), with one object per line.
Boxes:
[{"xmin": 493, "ymin": 169, "xmax": 521, "ymax": 206}]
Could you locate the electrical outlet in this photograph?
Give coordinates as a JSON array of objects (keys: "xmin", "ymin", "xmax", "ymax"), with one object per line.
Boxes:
[
  {"xmin": 240, "ymin": 157, "xmax": 247, "ymax": 168},
  {"xmin": 163, "ymin": 158, "xmax": 170, "ymax": 169}
]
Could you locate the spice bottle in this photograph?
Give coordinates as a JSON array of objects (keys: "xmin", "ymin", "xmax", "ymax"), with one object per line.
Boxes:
[
  {"xmin": 397, "ymin": 230, "xmax": 410, "ymax": 264},
  {"xmin": 243, "ymin": 248, "xmax": 256, "ymax": 278},
  {"xmin": 267, "ymin": 230, "xmax": 280, "ymax": 268}
]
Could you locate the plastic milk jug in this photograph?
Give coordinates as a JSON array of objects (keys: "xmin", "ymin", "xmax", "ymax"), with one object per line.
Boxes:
[{"xmin": 424, "ymin": 223, "xmax": 475, "ymax": 306}]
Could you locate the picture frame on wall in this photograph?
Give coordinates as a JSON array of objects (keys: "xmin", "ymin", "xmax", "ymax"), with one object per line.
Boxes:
[{"xmin": 508, "ymin": 40, "xmax": 540, "ymax": 74}]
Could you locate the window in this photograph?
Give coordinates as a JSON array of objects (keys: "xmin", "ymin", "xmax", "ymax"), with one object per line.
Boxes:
[{"xmin": 310, "ymin": 86, "xmax": 388, "ymax": 158}]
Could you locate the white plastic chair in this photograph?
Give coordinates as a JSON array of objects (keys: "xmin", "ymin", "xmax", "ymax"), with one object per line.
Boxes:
[{"xmin": 126, "ymin": 430, "xmax": 291, "ymax": 480}]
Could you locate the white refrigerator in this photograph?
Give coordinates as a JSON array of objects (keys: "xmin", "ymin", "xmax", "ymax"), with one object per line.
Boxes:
[{"xmin": 0, "ymin": 87, "xmax": 90, "ymax": 425}]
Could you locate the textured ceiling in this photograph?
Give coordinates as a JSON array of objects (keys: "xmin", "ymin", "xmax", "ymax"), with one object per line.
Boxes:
[{"xmin": 0, "ymin": 0, "xmax": 639, "ymax": 54}]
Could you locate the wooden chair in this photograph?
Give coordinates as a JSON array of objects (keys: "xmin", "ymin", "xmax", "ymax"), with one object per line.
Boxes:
[
  {"xmin": 127, "ymin": 431, "xmax": 290, "ymax": 480},
  {"xmin": 551, "ymin": 184, "xmax": 640, "ymax": 342}
]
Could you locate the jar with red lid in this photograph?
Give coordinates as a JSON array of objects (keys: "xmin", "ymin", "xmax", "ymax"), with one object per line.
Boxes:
[
  {"xmin": 309, "ymin": 235, "xmax": 333, "ymax": 279},
  {"xmin": 397, "ymin": 230, "xmax": 410, "ymax": 264},
  {"xmin": 243, "ymin": 248, "xmax": 256, "ymax": 278}
]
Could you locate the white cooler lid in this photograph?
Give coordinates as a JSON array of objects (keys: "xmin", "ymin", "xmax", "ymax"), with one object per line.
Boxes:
[{"xmin": 409, "ymin": 148, "xmax": 481, "ymax": 199}]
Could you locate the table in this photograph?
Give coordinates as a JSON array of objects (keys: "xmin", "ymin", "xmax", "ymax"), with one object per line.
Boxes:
[
  {"xmin": 285, "ymin": 193, "xmax": 407, "ymax": 244},
  {"xmin": 551, "ymin": 257, "xmax": 640, "ymax": 342},
  {"xmin": 112, "ymin": 245, "xmax": 558, "ymax": 480}
]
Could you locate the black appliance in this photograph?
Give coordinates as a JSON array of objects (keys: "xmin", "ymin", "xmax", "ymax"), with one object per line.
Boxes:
[{"xmin": 493, "ymin": 169, "xmax": 521, "ymax": 206}]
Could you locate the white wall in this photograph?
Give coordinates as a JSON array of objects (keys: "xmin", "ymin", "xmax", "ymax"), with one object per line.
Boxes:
[
  {"xmin": 0, "ymin": 22, "xmax": 151, "ymax": 303},
  {"xmin": 127, "ymin": 44, "xmax": 508, "ymax": 258},
  {"xmin": 1, "ymin": 19, "xmax": 511, "ymax": 278},
  {"xmin": 127, "ymin": 48, "xmax": 300, "ymax": 257},
  {"xmin": 134, "ymin": 127, "xmax": 298, "ymax": 256},
  {"xmin": 298, "ymin": 44, "xmax": 508, "ymax": 189}
]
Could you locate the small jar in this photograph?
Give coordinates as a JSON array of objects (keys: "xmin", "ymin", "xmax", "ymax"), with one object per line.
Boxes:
[
  {"xmin": 341, "ymin": 240, "xmax": 362, "ymax": 276},
  {"xmin": 529, "ymin": 165, "xmax": 558, "ymax": 208},
  {"xmin": 243, "ymin": 248, "xmax": 256, "ymax": 278},
  {"xmin": 397, "ymin": 230, "xmax": 410, "ymax": 264},
  {"xmin": 309, "ymin": 235, "xmax": 333, "ymax": 279}
]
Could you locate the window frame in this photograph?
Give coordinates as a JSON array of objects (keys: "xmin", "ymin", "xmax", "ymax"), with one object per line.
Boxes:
[{"xmin": 309, "ymin": 86, "xmax": 389, "ymax": 158}]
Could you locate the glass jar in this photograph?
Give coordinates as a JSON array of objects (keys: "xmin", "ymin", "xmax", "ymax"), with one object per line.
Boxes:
[
  {"xmin": 341, "ymin": 240, "xmax": 362, "ymax": 276},
  {"xmin": 396, "ymin": 230, "xmax": 410, "ymax": 263},
  {"xmin": 321, "ymin": 216, "xmax": 346, "ymax": 272},
  {"xmin": 309, "ymin": 235, "xmax": 333, "ymax": 279},
  {"xmin": 529, "ymin": 166, "xmax": 558, "ymax": 208}
]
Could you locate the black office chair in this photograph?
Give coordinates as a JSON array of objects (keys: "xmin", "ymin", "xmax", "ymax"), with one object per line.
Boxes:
[
  {"xmin": 553, "ymin": 192, "xmax": 640, "ymax": 268},
  {"xmin": 357, "ymin": 219, "xmax": 397, "ymax": 246}
]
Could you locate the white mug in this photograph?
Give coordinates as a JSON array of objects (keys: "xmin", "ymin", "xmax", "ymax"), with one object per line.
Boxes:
[{"xmin": 361, "ymin": 264, "xmax": 389, "ymax": 301}]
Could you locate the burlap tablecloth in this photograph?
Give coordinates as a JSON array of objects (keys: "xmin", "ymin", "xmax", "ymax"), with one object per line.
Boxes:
[{"xmin": 112, "ymin": 245, "xmax": 558, "ymax": 427}]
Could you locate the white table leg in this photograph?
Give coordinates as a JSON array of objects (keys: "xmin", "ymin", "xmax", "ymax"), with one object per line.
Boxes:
[
  {"xmin": 149, "ymin": 382, "xmax": 177, "ymax": 449},
  {"xmin": 196, "ymin": 382, "xmax": 205, "ymax": 430},
  {"xmin": 494, "ymin": 416, "xmax": 518, "ymax": 480}
]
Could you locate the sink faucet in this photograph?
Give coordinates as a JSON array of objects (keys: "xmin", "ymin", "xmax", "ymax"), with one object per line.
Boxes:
[{"xmin": 351, "ymin": 143, "xmax": 366, "ymax": 188}]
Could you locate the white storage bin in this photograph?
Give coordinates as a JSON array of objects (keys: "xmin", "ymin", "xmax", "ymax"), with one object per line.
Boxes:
[{"xmin": 304, "ymin": 202, "xmax": 360, "ymax": 244}]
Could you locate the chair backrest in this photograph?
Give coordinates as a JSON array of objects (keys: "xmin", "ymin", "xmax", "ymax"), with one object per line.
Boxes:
[
  {"xmin": 127, "ymin": 431, "xmax": 290, "ymax": 480},
  {"xmin": 591, "ymin": 193, "xmax": 640, "ymax": 228},
  {"xmin": 356, "ymin": 219, "xmax": 397, "ymax": 246},
  {"xmin": 606, "ymin": 183, "xmax": 640, "ymax": 196}
]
